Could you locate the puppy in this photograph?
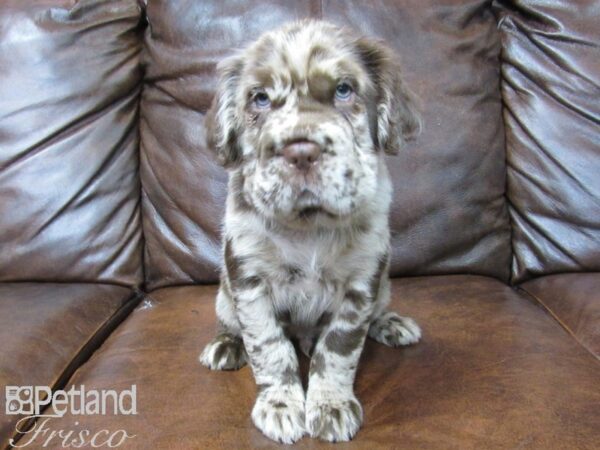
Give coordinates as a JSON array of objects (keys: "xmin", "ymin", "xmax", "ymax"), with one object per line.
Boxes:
[{"xmin": 200, "ymin": 20, "xmax": 422, "ymax": 444}]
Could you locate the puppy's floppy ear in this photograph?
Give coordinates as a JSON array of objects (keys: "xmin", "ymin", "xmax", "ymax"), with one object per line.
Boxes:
[
  {"xmin": 355, "ymin": 38, "xmax": 422, "ymax": 155},
  {"xmin": 205, "ymin": 53, "xmax": 245, "ymax": 167}
]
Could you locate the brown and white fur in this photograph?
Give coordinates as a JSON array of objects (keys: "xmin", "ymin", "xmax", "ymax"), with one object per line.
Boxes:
[{"xmin": 200, "ymin": 20, "xmax": 422, "ymax": 444}]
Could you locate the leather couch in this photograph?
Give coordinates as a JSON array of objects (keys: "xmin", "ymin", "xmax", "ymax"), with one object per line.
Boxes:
[{"xmin": 1, "ymin": 1, "xmax": 598, "ymax": 448}]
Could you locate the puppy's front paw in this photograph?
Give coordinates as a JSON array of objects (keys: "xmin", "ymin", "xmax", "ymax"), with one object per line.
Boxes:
[
  {"xmin": 199, "ymin": 333, "xmax": 247, "ymax": 370},
  {"xmin": 368, "ymin": 312, "xmax": 421, "ymax": 347},
  {"xmin": 252, "ymin": 386, "xmax": 306, "ymax": 444},
  {"xmin": 306, "ymin": 390, "xmax": 363, "ymax": 442}
]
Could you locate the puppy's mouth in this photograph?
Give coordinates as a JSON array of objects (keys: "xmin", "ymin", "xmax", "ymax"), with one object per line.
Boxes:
[
  {"xmin": 297, "ymin": 206, "xmax": 332, "ymax": 219},
  {"xmin": 293, "ymin": 189, "xmax": 337, "ymax": 220}
]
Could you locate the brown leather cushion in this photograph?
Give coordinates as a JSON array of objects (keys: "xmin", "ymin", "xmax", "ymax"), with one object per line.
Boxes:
[
  {"xmin": 36, "ymin": 277, "xmax": 600, "ymax": 448},
  {"xmin": 140, "ymin": 0, "xmax": 511, "ymax": 290},
  {"xmin": 0, "ymin": 283, "xmax": 139, "ymax": 448},
  {"xmin": 0, "ymin": 0, "xmax": 144, "ymax": 285},
  {"xmin": 520, "ymin": 273, "xmax": 600, "ymax": 359},
  {"xmin": 495, "ymin": 2, "xmax": 600, "ymax": 283}
]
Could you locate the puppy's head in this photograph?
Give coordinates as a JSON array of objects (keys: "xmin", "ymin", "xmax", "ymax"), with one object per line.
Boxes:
[{"xmin": 206, "ymin": 20, "xmax": 420, "ymax": 228}]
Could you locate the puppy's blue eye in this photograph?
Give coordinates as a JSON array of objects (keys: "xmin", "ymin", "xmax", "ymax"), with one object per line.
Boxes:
[
  {"xmin": 335, "ymin": 82, "xmax": 353, "ymax": 101},
  {"xmin": 254, "ymin": 91, "xmax": 271, "ymax": 109}
]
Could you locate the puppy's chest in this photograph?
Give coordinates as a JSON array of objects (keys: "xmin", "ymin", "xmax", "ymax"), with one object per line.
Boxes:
[{"xmin": 266, "ymin": 237, "xmax": 351, "ymax": 326}]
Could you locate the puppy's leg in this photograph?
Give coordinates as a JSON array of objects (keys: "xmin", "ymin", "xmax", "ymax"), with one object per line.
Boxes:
[
  {"xmin": 200, "ymin": 283, "xmax": 248, "ymax": 370},
  {"xmin": 368, "ymin": 271, "xmax": 421, "ymax": 347},
  {"xmin": 305, "ymin": 285, "xmax": 374, "ymax": 442},
  {"xmin": 237, "ymin": 281, "xmax": 306, "ymax": 444},
  {"xmin": 216, "ymin": 239, "xmax": 305, "ymax": 443}
]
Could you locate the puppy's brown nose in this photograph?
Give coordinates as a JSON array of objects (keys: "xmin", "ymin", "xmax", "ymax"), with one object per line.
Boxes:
[{"xmin": 282, "ymin": 141, "xmax": 321, "ymax": 171}]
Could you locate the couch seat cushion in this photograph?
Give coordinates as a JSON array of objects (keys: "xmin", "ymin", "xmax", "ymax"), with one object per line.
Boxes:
[
  {"xmin": 32, "ymin": 276, "xmax": 600, "ymax": 449},
  {"xmin": 520, "ymin": 273, "xmax": 600, "ymax": 359},
  {"xmin": 0, "ymin": 283, "xmax": 138, "ymax": 447}
]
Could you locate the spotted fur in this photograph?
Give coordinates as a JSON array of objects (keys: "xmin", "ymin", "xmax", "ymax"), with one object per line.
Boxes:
[{"xmin": 200, "ymin": 20, "xmax": 422, "ymax": 443}]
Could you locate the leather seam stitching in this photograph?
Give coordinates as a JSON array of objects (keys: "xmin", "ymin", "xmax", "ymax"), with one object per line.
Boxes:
[{"xmin": 516, "ymin": 286, "xmax": 599, "ymax": 362}]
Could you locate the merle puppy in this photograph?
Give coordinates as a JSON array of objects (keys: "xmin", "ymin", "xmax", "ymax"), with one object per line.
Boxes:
[{"xmin": 200, "ymin": 20, "xmax": 422, "ymax": 444}]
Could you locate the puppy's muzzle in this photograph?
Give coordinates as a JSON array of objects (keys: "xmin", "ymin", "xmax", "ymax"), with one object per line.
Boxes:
[{"xmin": 281, "ymin": 140, "xmax": 321, "ymax": 173}]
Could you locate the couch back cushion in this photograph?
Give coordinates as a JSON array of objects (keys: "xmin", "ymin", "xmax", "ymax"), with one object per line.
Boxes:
[
  {"xmin": 496, "ymin": 1, "xmax": 600, "ymax": 283},
  {"xmin": 0, "ymin": 0, "xmax": 144, "ymax": 285},
  {"xmin": 141, "ymin": 0, "xmax": 511, "ymax": 290}
]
